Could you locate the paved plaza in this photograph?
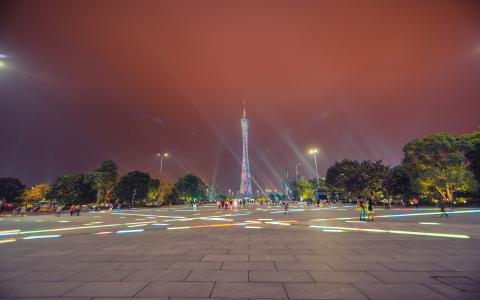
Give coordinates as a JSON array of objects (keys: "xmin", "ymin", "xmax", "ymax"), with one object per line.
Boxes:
[{"xmin": 1, "ymin": 204, "xmax": 480, "ymax": 299}]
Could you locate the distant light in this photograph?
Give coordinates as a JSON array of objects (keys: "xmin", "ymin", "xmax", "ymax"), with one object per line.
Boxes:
[
  {"xmin": 244, "ymin": 226, "xmax": 262, "ymax": 229},
  {"xmin": 0, "ymin": 60, "xmax": 6, "ymax": 68},
  {"xmin": 0, "ymin": 54, "xmax": 7, "ymax": 59},
  {"xmin": 117, "ymin": 229, "xmax": 144, "ymax": 234},
  {"xmin": 419, "ymin": 222, "xmax": 441, "ymax": 225},
  {"xmin": 94, "ymin": 231, "xmax": 112, "ymax": 235},
  {"xmin": 23, "ymin": 235, "xmax": 61, "ymax": 240}
]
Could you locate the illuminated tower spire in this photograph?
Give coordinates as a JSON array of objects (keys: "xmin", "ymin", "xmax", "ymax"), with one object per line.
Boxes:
[{"xmin": 240, "ymin": 100, "xmax": 252, "ymax": 198}]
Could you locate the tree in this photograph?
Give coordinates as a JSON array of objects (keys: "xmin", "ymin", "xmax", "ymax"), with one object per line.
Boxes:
[
  {"xmin": 87, "ymin": 160, "xmax": 118, "ymax": 203},
  {"xmin": 292, "ymin": 178, "xmax": 314, "ymax": 200},
  {"xmin": 402, "ymin": 133, "xmax": 474, "ymax": 202},
  {"xmin": 0, "ymin": 177, "xmax": 26, "ymax": 202},
  {"xmin": 115, "ymin": 171, "xmax": 151, "ymax": 205},
  {"xmin": 146, "ymin": 180, "xmax": 175, "ymax": 206},
  {"xmin": 326, "ymin": 159, "xmax": 388, "ymax": 200},
  {"xmin": 47, "ymin": 174, "xmax": 94, "ymax": 204},
  {"xmin": 22, "ymin": 183, "xmax": 49, "ymax": 203},
  {"xmin": 174, "ymin": 174, "xmax": 206, "ymax": 203},
  {"xmin": 464, "ymin": 136, "xmax": 480, "ymax": 184},
  {"xmin": 384, "ymin": 166, "xmax": 411, "ymax": 198}
]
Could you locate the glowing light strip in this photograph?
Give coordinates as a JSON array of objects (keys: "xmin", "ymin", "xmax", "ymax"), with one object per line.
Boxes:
[
  {"xmin": 309, "ymin": 225, "xmax": 470, "ymax": 239},
  {"xmin": 94, "ymin": 232, "xmax": 112, "ymax": 235},
  {"xmin": 323, "ymin": 229, "xmax": 344, "ymax": 232},
  {"xmin": 244, "ymin": 226, "xmax": 262, "ymax": 229},
  {"xmin": 152, "ymin": 223, "xmax": 170, "ymax": 226},
  {"xmin": 190, "ymin": 224, "xmax": 235, "ymax": 229},
  {"xmin": 265, "ymin": 221, "xmax": 290, "ymax": 226},
  {"xmin": 0, "ymin": 238, "xmax": 16, "ymax": 244},
  {"xmin": 23, "ymin": 235, "xmax": 61, "ymax": 240},
  {"xmin": 19, "ymin": 223, "xmax": 123, "ymax": 235},
  {"xmin": 0, "ymin": 230, "xmax": 21, "ymax": 236},
  {"xmin": 117, "ymin": 229, "xmax": 144, "ymax": 234},
  {"xmin": 167, "ymin": 226, "xmax": 190, "ymax": 230},
  {"xmin": 312, "ymin": 209, "xmax": 480, "ymax": 222},
  {"xmin": 419, "ymin": 222, "xmax": 441, "ymax": 225}
]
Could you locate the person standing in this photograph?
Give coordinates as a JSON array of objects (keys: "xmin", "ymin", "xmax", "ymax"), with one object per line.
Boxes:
[
  {"xmin": 69, "ymin": 204, "xmax": 75, "ymax": 216},
  {"xmin": 367, "ymin": 198, "xmax": 374, "ymax": 222},
  {"xmin": 284, "ymin": 200, "xmax": 289, "ymax": 214},
  {"xmin": 357, "ymin": 198, "xmax": 366, "ymax": 221},
  {"xmin": 438, "ymin": 199, "xmax": 449, "ymax": 217},
  {"xmin": 75, "ymin": 204, "xmax": 81, "ymax": 216},
  {"xmin": 412, "ymin": 197, "xmax": 419, "ymax": 210}
]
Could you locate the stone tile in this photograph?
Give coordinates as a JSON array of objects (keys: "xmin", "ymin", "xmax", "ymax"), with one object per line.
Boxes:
[
  {"xmin": 66, "ymin": 282, "xmax": 147, "ymax": 297},
  {"xmin": 270, "ymin": 249, "xmax": 314, "ymax": 255},
  {"xmin": 222, "ymin": 262, "xmax": 276, "ymax": 270},
  {"xmin": 355, "ymin": 283, "xmax": 450, "ymax": 300},
  {"xmin": 116, "ymin": 261, "xmax": 172, "ymax": 270},
  {"xmin": 275, "ymin": 262, "xmax": 332, "ymax": 271},
  {"xmin": 425, "ymin": 283, "xmax": 480, "ymax": 299},
  {"xmin": 437, "ymin": 261, "xmax": 480, "ymax": 271},
  {"xmin": 169, "ymin": 261, "xmax": 223, "ymax": 270},
  {"xmin": 326, "ymin": 261, "xmax": 390, "ymax": 271},
  {"xmin": 309, "ymin": 271, "xmax": 380, "ymax": 283},
  {"xmin": 64, "ymin": 270, "xmax": 133, "ymax": 282},
  {"xmin": 284, "ymin": 283, "xmax": 368, "ymax": 299},
  {"xmin": 1, "ymin": 282, "xmax": 84, "ymax": 297},
  {"xmin": 145, "ymin": 249, "xmax": 188, "ymax": 255},
  {"xmin": 249, "ymin": 254, "xmax": 297, "ymax": 262},
  {"xmin": 187, "ymin": 249, "xmax": 229, "ymax": 255},
  {"xmin": 295, "ymin": 254, "xmax": 346, "ymax": 262},
  {"xmin": 370, "ymin": 271, "xmax": 438, "ymax": 283},
  {"xmin": 211, "ymin": 282, "xmax": 287, "ymax": 298},
  {"xmin": 186, "ymin": 270, "xmax": 248, "ymax": 281},
  {"xmin": 0, "ymin": 271, "xmax": 27, "ymax": 281},
  {"xmin": 123, "ymin": 269, "xmax": 190, "ymax": 281},
  {"xmin": 10, "ymin": 270, "xmax": 80, "ymax": 282},
  {"xmin": 250, "ymin": 271, "xmax": 313, "ymax": 282},
  {"xmin": 381, "ymin": 261, "xmax": 452, "ymax": 271},
  {"xmin": 202, "ymin": 254, "xmax": 248, "ymax": 261},
  {"xmin": 229, "ymin": 249, "xmax": 270, "ymax": 255},
  {"xmin": 136, "ymin": 282, "xmax": 214, "ymax": 297}
]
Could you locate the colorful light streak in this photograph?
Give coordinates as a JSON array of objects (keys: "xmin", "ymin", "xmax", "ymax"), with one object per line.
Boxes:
[
  {"xmin": 0, "ymin": 230, "xmax": 21, "ymax": 236},
  {"xmin": 309, "ymin": 225, "xmax": 470, "ymax": 239},
  {"xmin": 244, "ymin": 226, "xmax": 262, "ymax": 229},
  {"xmin": 94, "ymin": 231, "xmax": 112, "ymax": 235},
  {"xmin": 23, "ymin": 235, "xmax": 61, "ymax": 240},
  {"xmin": 0, "ymin": 238, "xmax": 16, "ymax": 244},
  {"xmin": 167, "ymin": 226, "xmax": 190, "ymax": 230},
  {"xmin": 117, "ymin": 229, "xmax": 144, "ymax": 234}
]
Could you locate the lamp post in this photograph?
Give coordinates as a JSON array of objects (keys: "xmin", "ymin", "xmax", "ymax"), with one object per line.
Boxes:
[
  {"xmin": 295, "ymin": 163, "xmax": 301, "ymax": 181},
  {"xmin": 156, "ymin": 153, "xmax": 169, "ymax": 172},
  {"xmin": 309, "ymin": 148, "xmax": 320, "ymax": 187}
]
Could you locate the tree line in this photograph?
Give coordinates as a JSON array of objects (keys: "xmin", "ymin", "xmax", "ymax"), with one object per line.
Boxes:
[
  {"xmin": 0, "ymin": 160, "xmax": 209, "ymax": 206},
  {"xmin": 323, "ymin": 132, "xmax": 480, "ymax": 203}
]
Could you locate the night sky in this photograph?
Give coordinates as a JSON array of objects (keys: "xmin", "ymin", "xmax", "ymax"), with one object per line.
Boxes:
[{"xmin": 1, "ymin": 0, "xmax": 479, "ymax": 192}]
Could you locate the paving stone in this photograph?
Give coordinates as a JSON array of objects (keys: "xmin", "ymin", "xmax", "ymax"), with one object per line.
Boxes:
[
  {"xmin": 370, "ymin": 271, "xmax": 438, "ymax": 283},
  {"xmin": 116, "ymin": 261, "xmax": 173, "ymax": 270},
  {"xmin": 250, "ymin": 270, "xmax": 313, "ymax": 282},
  {"xmin": 211, "ymin": 282, "xmax": 287, "ymax": 298},
  {"xmin": 355, "ymin": 283, "xmax": 450, "ymax": 300},
  {"xmin": 249, "ymin": 254, "xmax": 297, "ymax": 262},
  {"xmin": 63, "ymin": 270, "xmax": 133, "ymax": 282},
  {"xmin": 0, "ymin": 271, "xmax": 27, "ymax": 281},
  {"xmin": 136, "ymin": 282, "xmax": 214, "ymax": 297},
  {"xmin": 1, "ymin": 282, "xmax": 84, "ymax": 297},
  {"xmin": 123, "ymin": 269, "xmax": 190, "ymax": 281},
  {"xmin": 309, "ymin": 271, "xmax": 380, "ymax": 283},
  {"xmin": 284, "ymin": 282, "xmax": 368, "ymax": 299},
  {"xmin": 295, "ymin": 254, "xmax": 346, "ymax": 262},
  {"xmin": 66, "ymin": 281, "xmax": 147, "ymax": 297},
  {"xmin": 380, "ymin": 261, "xmax": 452, "ymax": 271},
  {"xmin": 425, "ymin": 283, "xmax": 480, "ymax": 300},
  {"xmin": 202, "ymin": 254, "xmax": 248, "ymax": 261},
  {"xmin": 186, "ymin": 270, "xmax": 248, "ymax": 281},
  {"xmin": 275, "ymin": 262, "xmax": 332, "ymax": 271},
  {"xmin": 169, "ymin": 261, "xmax": 223, "ymax": 270},
  {"xmin": 326, "ymin": 261, "xmax": 390, "ymax": 271},
  {"xmin": 9, "ymin": 270, "xmax": 80, "ymax": 282},
  {"xmin": 222, "ymin": 262, "xmax": 276, "ymax": 270}
]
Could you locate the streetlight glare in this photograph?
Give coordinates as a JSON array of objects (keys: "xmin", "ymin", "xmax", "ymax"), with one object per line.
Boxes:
[
  {"xmin": 0, "ymin": 60, "xmax": 6, "ymax": 68},
  {"xmin": 309, "ymin": 148, "xmax": 319, "ymax": 154}
]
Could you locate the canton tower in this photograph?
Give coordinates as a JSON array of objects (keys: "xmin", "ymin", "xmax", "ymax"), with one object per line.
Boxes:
[{"xmin": 240, "ymin": 101, "xmax": 253, "ymax": 198}]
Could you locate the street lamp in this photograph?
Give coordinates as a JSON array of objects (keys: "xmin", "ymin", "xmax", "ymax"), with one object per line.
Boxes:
[
  {"xmin": 295, "ymin": 163, "xmax": 301, "ymax": 181},
  {"xmin": 156, "ymin": 153, "xmax": 169, "ymax": 172},
  {"xmin": 309, "ymin": 148, "xmax": 320, "ymax": 187}
]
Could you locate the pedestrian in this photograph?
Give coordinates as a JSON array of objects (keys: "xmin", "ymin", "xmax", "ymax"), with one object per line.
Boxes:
[
  {"xmin": 438, "ymin": 199, "xmax": 449, "ymax": 217},
  {"xmin": 75, "ymin": 204, "xmax": 81, "ymax": 216},
  {"xmin": 382, "ymin": 198, "xmax": 388, "ymax": 209},
  {"xmin": 69, "ymin": 204, "xmax": 75, "ymax": 216},
  {"xmin": 412, "ymin": 197, "xmax": 419, "ymax": 210},
  {"xmin": 284, "ymin": 200, "xmax": 289, "ymax": 214},
  {"xmin": 367, "ymin": 198, "xmax": 374, "ymax": 221},
  {"xmin": 20, "ymin": 205, "xmax": 27, "ymax": 217},
  {"xmin": 55, "ymin": 205, "xmax": 63, "ymax": 217},
  {"xmin": 357, "ymin": 198, "xmax": 366, "ymax": 221}
]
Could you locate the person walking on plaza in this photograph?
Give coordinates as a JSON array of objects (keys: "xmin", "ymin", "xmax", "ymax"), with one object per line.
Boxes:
[
  {"xmin": 412, "ymin": 197, "xmax": 419, "ymax": 210},
  {"xmin": 55, "ymin": 205, "xmax": 63, "ymax": 217},
  {"xmin": 367, "ymin": 198, "xmax": 374, "ymax": 222},
  {"xmin": 69, "ymin": 204, "xmax": 75, "ymax": 216},
  {"xmin": 284, "ymin": 200, "xmax": 289, "ymax": 214},
  {"xmin": 357, "ymin": 198, "xmax": 366, "ymax": 221},
  {"xmin": 75, "ymin": 204, "xmax": 81, "ymax": 216},
  {"xmin": 20, "ymin": 205, "xmax": 27, "ymax": 217},
  {"xmin": 438, "ymin": 199, "xmax": 449, "ymax": 217}
]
